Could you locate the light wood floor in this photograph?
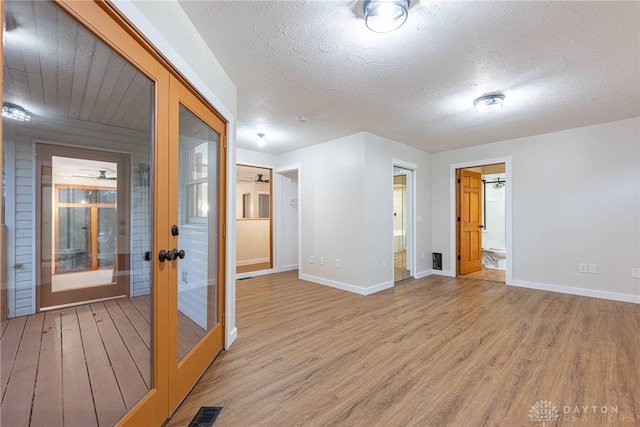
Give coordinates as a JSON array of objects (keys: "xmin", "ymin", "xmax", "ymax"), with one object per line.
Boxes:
[
  {"xmin": 461, "ymin": 266, "xmax": 506, "ymax": 282},
  {"xmin": 167, "ymin": 270, "xmax": 640, "ymax": 427},
  {"xmin": 0, "ymin": 295, "xmax": 203, "ymax": 427}
]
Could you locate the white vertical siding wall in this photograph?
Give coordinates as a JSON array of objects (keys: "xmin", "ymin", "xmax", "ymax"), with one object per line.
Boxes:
[
  {"xmin": 177, "ymin": 226, "xmax": 209, "ymax": 329},
  {"xmin": 13, "ymin": 136, "xmax": 35, "ymax": 316}
]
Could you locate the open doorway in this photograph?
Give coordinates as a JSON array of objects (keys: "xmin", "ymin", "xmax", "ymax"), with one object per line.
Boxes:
[
  {"xmin": 36, "ymin": 144, "xmax": 131, "ymax": 310},
  {"xmin": 456, "ymin": 162, "xmax": 507, "ymax": 283},
  {"xmin": 393, "ymin": 165, "xmax": 414, "ymax": 283},
  {"xmin": 236, "ymin": 164, "xmax": 273, "ymax": 274}
]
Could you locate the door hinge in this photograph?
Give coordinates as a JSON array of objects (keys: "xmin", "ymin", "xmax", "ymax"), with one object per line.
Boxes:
[
  {"xmin": 223, "ymin": 136, "xmax": 227, "ymax": 149},
  {"xmin": 457, "ymin": 178, "xmax": 461, "ymax": 184},
  {"xmin": 457, "ymin": 255, "xmax": 461, "ymax": 261},
  {"xmin": 223, "ymin": 224, "xmax": 226, "ymax": 238},
  {"xmin": 457, "ymin": 217, "xmax": 461, "ymax": 222},
  {"xmin": 222, "ymin": 313, "xmax": 225, "ymax": 328}
]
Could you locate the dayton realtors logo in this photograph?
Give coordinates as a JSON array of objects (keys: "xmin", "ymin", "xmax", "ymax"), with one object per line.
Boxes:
[
  {"xmin": 529, "ymin": 400, "xmax": 636, "ymax": 425},
  {"xmin": 529, "ymin": 400, "xmax": 560, "ymax": 426}
]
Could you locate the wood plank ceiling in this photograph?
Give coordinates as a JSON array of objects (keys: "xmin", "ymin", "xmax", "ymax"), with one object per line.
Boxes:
[{"xmin": 3, "ymin": 0, "xmax": 151, "ymax": 133}]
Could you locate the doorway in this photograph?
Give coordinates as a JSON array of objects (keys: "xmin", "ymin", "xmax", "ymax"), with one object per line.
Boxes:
[
  {"xmin": 36, "ymin": 145, "xmax": 131, "ymax": 310},
  {"xmin": 236, "ymin": 164, "xmax": 273, "ymax": 274},
  {"xmin": 393, "ymin": 166, "xmax": 414, "ymax": 282},
  {"xmin": 455, "ymin": 162, "xmax": 508, "ymax": 283}
]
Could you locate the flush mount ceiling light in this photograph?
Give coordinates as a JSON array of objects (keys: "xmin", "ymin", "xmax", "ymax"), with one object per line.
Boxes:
[
  {"xmin": 256, "ymin": 132, "xmax": 267, "ymax": 147},
  {"xmin": 473, "ymin": 92, "xmax": 506, "ymax": 113},
  {"xmin": 2, "ymin": 102, "xmax": 31, "ymax": 122},
  {"xmin": 364, "ymin": 0, "xmax": 410, "ymax": 33}
]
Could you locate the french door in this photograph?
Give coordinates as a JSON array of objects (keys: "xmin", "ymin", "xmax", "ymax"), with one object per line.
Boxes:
[
  {"xmin": 1, "ymin": 1, "xmax": 226, "ymax": 425},
  {"xmin": 167, "ymin": 77, "xmax": 226, "ymax": 408}
]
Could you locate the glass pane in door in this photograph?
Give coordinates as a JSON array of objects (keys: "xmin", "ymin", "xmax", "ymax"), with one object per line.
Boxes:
[
  {"xmin": 1, "ymin": 0, "xmax": 155, "ymax": 425},
  {"xmin": 177, "ymin": 105, "xmax": 219, "ymax": 361},
  {"xmin": 97, "ymin": 207, "xmax": 117, "ymax": 268},
  {"xmin": 393, "ymin": 167, "xmax": 410, "ymax": 282},
  {"xmin": 57, "ymin": 206, "xmax": 92, "ymax": 272}
]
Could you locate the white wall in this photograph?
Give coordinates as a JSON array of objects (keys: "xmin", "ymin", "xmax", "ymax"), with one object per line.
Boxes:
[
  {"xmin": 431, "ymin": 117, "xmax": 640, "ymax": 303},
  {"xmin": 482, "ymin": 173, "xmax": 506, "ymax": 250},
  {"xmin": 275, "ymin": 132, "xmax": 431, "ymax": 294}
]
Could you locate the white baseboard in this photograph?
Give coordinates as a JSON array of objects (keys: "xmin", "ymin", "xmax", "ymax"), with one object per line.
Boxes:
[
  {"xmin": 236, "ymin": 268, "xmax": 276, "ymax": 280},
  {"xmin": 414, "ymin": 269, "xmax": 432, "ymax": 279},
  {"xmin": 236, "ymin": 257, "xmax": 270, "ymax": 267},
  {"xmin": 509, "ymin": 280, "xmax": 640, "ymax": 304},
  {"xmin": 226, "ymin": 327, "xmax": 238, "ymax": 348},
  {"xmin": 299, "ymin": 273, "xmax": 394, "ymax": 296},
  {"xmin": 235, "ymin": 264, "xmax": 299, "ymax": 280},
  {"xmin": 430, "ymin": 269, "xmax": 454, "ymax": 277}
]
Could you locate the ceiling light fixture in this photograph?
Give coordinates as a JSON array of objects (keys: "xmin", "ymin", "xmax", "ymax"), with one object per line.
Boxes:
[
  {"xmin": 256, "ymin": 132, "xmax": 267, "ymax": 147},
  {"xmin": 473, "ymin": 92, "xmax": 505, "ymax": 113},
  {"xmin": 2, "ymin": 103, "xmax": 32, "ymax": 122},
  {"xmin": 364, "ymin": 0, "xmax": 410, "ymax": 33}
]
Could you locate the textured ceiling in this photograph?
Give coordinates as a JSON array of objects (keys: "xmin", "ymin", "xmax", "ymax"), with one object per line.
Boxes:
[{"xmin": 178, "ymin": 1, "xmax": 640, "ymax": 154}]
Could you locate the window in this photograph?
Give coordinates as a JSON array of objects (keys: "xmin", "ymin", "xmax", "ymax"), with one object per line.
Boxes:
[
  {"xmin": 258, "ymin": 193, "xmax": 270, "ymax": 218},
  {"xmin": 184, "ymin": 141, "xmax": 208, "ymax": 224}
]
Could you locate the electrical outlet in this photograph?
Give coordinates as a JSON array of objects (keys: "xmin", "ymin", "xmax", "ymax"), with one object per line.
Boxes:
[
  {"xmin": 632, "ymin": 268, "xmax": 640, "ymax": 279},
  {"xmin": 336, "ymin": 259, "xmax": 343, "ymax": 268},
  {"xmin": 579, "ymin": 263, "xmax": 588, "ymax": 273},
  {"xmin": 588, "ymin": 264, "xmax": 597, "ymax": 274},
  {"xmin": 421, "ymin": 252, "xmax": 425, "ymax": 260},
  {"xmin": 309, "ymin": 255, "xmax": 315, "ymax": 264},
  {"xmin": 382, "ymin": 259, "xmax": 387, "ymax": 269},
  {"xmin": 320, "ymin": 257, "xmax": 325, "ymax": 266}
]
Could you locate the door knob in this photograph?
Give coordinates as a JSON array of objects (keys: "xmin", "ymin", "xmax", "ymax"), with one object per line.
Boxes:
[
  {"xmin": 177, "ymin": 249, "xmax": 186, "ymax": 259},
  {"xmin": 165, "ymin": 249, "xmax": 177, "ymax": 261},
  {"xmin": 158, "ymin": 249, "xmax": 168, "ymax": 262}
]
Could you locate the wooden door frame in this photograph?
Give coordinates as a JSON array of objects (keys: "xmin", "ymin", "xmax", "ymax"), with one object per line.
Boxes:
[
  {"xmin": 35, "ymin": 143, "xmax": 131, "ymax": 311},
  {"xmin": 169, "ymin": 76, "xmax": 227, "ymax": 410},
  {"xmin": 450, "ymin": 158, "xmax": 512, "ymax": 282}
]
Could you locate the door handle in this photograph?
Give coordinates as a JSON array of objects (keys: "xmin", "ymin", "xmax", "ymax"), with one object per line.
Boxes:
[
  {"xmin": 158, "ymin": 249, "xmax": 184, "ymax": 262},
  {"xmin": 165, "ymin": 249, "xmax": 177, "ymax": 261}
]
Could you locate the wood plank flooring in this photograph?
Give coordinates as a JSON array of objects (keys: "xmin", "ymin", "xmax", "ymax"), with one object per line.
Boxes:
[
  {"xmin": 0, "ymin": 295, "xmax": 204, "ymax": 426},
  {"xmin": 167, "ymin": 270, "xmax": 640, "ymax": 427},
  {"xmin": 461, "ymin": 266, "xmax": 506, "ymax": 282}
]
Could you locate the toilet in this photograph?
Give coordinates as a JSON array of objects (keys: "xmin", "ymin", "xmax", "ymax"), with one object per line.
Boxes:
[{"xmin": 482, "ymin": 248, "xmax": 506, "ymax": 270}]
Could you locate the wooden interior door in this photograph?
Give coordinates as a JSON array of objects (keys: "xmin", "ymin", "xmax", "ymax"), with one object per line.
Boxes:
[
  {"xmin": 168, "ymin": 76, "xmax": 227, "ymax": 409},
  {"xmin": 457, "ymin": 169, "xmax": 483, "ymax": 275}
]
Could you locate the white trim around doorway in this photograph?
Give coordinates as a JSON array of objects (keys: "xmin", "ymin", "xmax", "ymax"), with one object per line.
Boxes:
[
  {"xmin": 392, "ymin": 159, "xmax": 417, "ymax": 283},
  {"xmin": 448, "ymin": 157, "xmax": 513, "ymax": 284}
]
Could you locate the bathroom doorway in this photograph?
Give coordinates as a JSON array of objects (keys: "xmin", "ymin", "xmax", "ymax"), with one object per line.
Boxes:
[
  {"xmin": 455, "ymin": 162, "xmax": 507, "ymax": 283},
  {"xmin": 393, "ymin": 165, "xmax": 414, "ymax": 283}
]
